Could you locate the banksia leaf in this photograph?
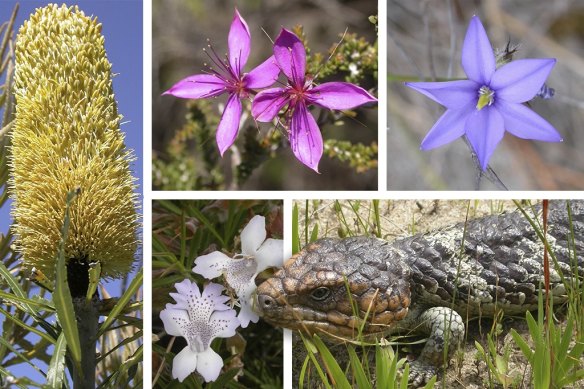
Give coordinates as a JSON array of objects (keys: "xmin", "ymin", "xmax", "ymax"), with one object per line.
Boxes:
[{"xmin": 10, "ymin": 5, "xmax": 138, "ymax": 284}]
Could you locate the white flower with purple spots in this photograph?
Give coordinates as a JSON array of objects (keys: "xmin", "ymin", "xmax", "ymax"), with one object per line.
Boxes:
[
  {"xmin": 160, "ymin": 280, "xmax": 239, "ymax": 382},
  {"xmin": 193, "ymin": 215, "xmax": 283, "ymax": 327}
]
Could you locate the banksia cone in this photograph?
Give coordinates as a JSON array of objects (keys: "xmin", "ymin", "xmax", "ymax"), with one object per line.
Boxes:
[{"xmin": 10, "ymin": 4, "xmax": 138, "ymax": 281}]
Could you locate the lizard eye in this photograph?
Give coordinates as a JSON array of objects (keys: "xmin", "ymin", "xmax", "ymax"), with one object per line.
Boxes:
[{"xmin": 310, "ymin": 287, "xmax": 331, "ymax": 301}]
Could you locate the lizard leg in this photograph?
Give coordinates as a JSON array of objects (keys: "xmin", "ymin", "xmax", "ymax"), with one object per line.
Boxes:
[{"xmin": 409, "ymin": 306, "xmax": 465, "ymax": 386}]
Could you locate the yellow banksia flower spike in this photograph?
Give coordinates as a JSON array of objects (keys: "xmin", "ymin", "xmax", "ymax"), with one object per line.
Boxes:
[{"xmin": 10, "ymin": 4, "xmax": 138, "ymax": 282}]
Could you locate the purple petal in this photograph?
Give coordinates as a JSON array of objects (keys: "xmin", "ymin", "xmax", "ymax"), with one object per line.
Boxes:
[
  {"xmin": 420, "ymin": 103, "xmax": 475, "ymax": 150},
  {"xmin": 490, "ymin": 59, "xmax": 556, "ymax": 103},
  {"xmin": 216, "ymin": 93, "xmax": 242, "ymax": 156},
  {"xmin": 163, "ymin": 74, "xmax": 227, "ymax": 99},
  {"xmin": 273, "ymin": 28, "xmax": 306, "ymax": 87},
  {"xmin": 228, "ymin": 9, "xmax": 251, "ymax": 75},
  {"xmin": 465, "ymin": 107, "xmax": 505, "ymax": 170},
  {"xmin": 496, "ymin": 101, "xmax": 562, "ymax": 142},
  {"xmin": 289, "ymin": 104, "xmax": 323, "ymax": 173},
  {"xmin": 251, "ymin": 87, "xmax": 289, "ymax": 122},
  {"xmin": 406, "ymin": 80, "xmax": 479, "ymax": 109},
  {"xmin": 307, "ymin": 82, "xmax": 377, "ymax": 110},
  {"xmin": 462, "ymin": 16, "xmax": 496, "ymax": 85},
  {"xmin": 244, "ymin": 55, "xmax": 280, "ymax": 89}
]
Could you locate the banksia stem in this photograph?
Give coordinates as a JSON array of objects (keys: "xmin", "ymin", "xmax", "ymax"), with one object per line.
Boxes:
[{"xmin": 10, "ymin": 4, "xmax": 138, "ymax": 284}]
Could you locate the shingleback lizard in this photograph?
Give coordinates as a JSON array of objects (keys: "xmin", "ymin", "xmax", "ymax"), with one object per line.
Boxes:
[{"xmin": 256, "ymin": 201, "xmax": 584, "ymax": 385}]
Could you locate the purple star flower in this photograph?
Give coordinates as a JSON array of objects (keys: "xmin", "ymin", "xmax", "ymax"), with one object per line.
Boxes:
[
  {"xmin": 251, "ymin": 29, "xmax": 377, "ymax": 172},
  {"xmin": 405, "ymin": 16, "xmax": 562, "ymax": 170},
  {"xmin": 163, "ymin": 9, "xmax": 280, "ymax": 156}
]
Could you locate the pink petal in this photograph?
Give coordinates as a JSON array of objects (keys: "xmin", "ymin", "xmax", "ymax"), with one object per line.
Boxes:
[
  {"xmin": 216, "ymin": 93, "xmax": 242, "ymax": 156},
  {"xmin": 405, "ymin": 80, "xmax": 479, "ymax": 109},
  {"xmin": 228, "ymin": 9, "xmax": 251, "ymax": 75},
  {"xmin": 251, "ymin": 87, "xmax": 289, "ymax": 122},
  {"xmin": 163, "ymin": 74, "xmax": 227, "ymax": 99},
  {"xmin": 273, "ymin": 28, "xmax": 306, "ymax": 87},
  {"xmin": 465, "ymin": 107, "xmax": 505, "ymax": 170},
  {"xmin": 496, "ymin": 101, "xmax": 562, "ymax": 142},
  {"xmin": 289, "ymin": 104, "xmax": 323, "ymax": 173},
  {"xmin": 462, "ymin": 16, "xmax": 496, "ymax": 85},
  {"xmin": 490, "ymin": 59, "xmax": 556, "ymax": 103},
  {"xmin": 244, "ymin": 55, "xmax": 280, "ymax": 89},
  {"xmin": 420, "ymin": 103, "xmax": 475, "ymax": 150},
  {"xmin": 307, "ymin": 82, "xmax": 377, "ymax": 110}
]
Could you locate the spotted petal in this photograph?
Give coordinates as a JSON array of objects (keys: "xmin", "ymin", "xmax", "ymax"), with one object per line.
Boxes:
[
  {"xmin": 462, "ymin": 16, "xmax": 496, "ymax": 84},
  {"xmin": 163, "ymin": 74, "xmax": 227, "ymax": 99},
  {"xmin": 273, "ymin": 28, "xmax": 306, "ymax": 87},
  {"xmin": 496, "ymin": 101, "xmax": 562, "ymax": 142},
  {"xmin": 405, "ymin": 80, "xmax": 479, "ymax": 109},
  {"xmin": 160, "ymin": 306, "xmax": 189, "ymax": 337},
  {"xmin": 308, "ymin": 82, "xmax": 377, "ymax": 110},
  {"xmin": 465, "ymin": 106, "xmax": 505, "ymax": 170},
  {"xmin": 216, "ymin": 93, "xmax": 242, "ymax": 156},
  {"xmin": 289, "ymin": 103, "xmax": 323, "ymax": 173},
  {"xmin": 193, "ymin": 251, "xmax": 233, "ymax": 279},
  {"xmin": 490, "ymin": 59, "xmax": 556, "ymax": 103},
  {"xmin": 228, "ymin": 9, "xmax": 251, "ymax": 75}
]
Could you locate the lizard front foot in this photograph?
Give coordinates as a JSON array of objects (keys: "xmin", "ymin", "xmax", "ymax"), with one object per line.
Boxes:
[{"xmin": 407, "ymin": 360, "xmax": 437, "ymax": 387}]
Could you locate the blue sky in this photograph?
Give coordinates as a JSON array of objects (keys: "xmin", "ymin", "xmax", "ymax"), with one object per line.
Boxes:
[{"xmin": 0, "ymin": 0, "xmax": 142, "ymax": 384}]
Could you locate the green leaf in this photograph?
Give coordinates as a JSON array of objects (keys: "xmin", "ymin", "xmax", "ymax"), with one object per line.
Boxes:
[
  {"xmin": 0, "ymin": 262, "xmax": 36, "ymax": 316},
  {"xmin": 311, "ymin": 335, "xmax": 352, "ymax": 389},
  {"xmin": 53, "ymin": 190, "xmax": 82, "ymax": 366},
  {"xmin": 309, "ymin": 223, "xmax": 319, "ymax": 244},
  {"xmin": 45, "ymin": 332, "xmax": 67, "ymax": 388},
  {"xmin": 347, "ymin": 346, "xmax": 371, "ymax": 389},
  {"xmin": 292, "ymin": 203, "xmax": 300, "ymax": 255},
  {"xmin": 98, "ymin": 268, "xmax": 143, "ymax": 336},
  {"xmin": 0, "ymin": 306, "xmax": 56, "ymax": 345}
]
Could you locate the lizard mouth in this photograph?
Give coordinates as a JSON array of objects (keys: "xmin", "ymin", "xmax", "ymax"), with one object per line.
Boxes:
[{"xmin": 255, "ymin": 290, "xmax": 403, "ymax": 340}]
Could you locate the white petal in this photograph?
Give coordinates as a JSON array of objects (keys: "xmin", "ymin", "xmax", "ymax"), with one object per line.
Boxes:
[
  {"xmin": 160, "ymin": 306, "xmax": 189, "ymax": 338},
  {"xmin": 172, "ymin": 346, "xmax": 198, "ymax": 382},
  {"xmin": 193, "ymin": 251, "xmax": 232, "ymax": 279},
  {"xmin": 236, "ymin": 283, "xmax": 260, "ymax": 328},
  {"xmin": 240, "ymin": 215, "xmax": 266, "ymax": 256},
  {"xmin": 202, "ymin": 282, "xmax": 231, "ymax": 309},
  {"xmin": 196, "ymin": 347, "xmax": 224, "ymax": 382},
  {"xmin": 255, "ymin": 238, "xmax": 284, "ymax": 272}
]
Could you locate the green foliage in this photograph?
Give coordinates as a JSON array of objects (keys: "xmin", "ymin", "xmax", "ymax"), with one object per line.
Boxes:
[
  {"xmin": 152, "ymin": 200, "xmax": 283, "ymax": 388},
  {"xmin": 323, "ymin": 139, "xmax": 377, "ymax": 173}
]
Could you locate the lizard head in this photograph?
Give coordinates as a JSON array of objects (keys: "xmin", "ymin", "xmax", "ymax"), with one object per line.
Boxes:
[{"xmin": 255, "ymin": 237, "xmax": 411, "ymax": 340}]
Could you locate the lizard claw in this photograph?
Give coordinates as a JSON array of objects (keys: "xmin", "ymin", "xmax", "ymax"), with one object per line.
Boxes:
[{"xmin": 407, "ymin": 360, "xmax": 437, "ymax": 387}]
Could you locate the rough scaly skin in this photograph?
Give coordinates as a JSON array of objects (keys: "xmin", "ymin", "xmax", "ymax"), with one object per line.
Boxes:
[{"xmin": 256, "ymin": 201, "xmax": 584, "ymax": 385}]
